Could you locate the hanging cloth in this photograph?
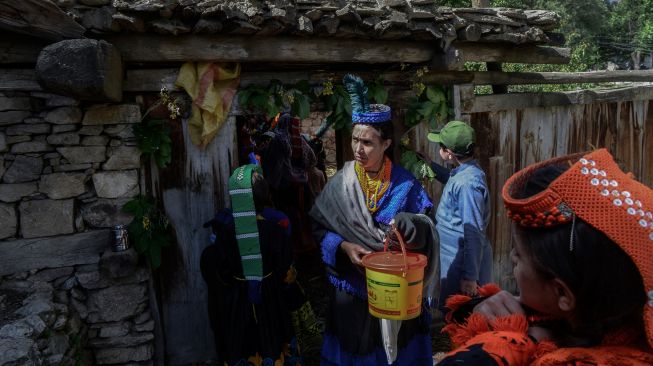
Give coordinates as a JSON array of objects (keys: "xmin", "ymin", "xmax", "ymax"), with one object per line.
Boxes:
[
  {"xmin": 175, "ymin": 62, "xmax": 241, "ymax": 148},
  {"xmin": 228, "ymin": 164, "xmax": 264, "ymax": 303}
]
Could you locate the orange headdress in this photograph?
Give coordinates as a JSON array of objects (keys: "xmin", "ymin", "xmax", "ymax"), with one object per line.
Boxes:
[{"xmin": 502, "ymin": 148, "xmax": 653, "ymax": 348}]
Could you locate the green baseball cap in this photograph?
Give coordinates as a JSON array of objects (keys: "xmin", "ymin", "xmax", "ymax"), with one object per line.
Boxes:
[{"xmin": 427, "ymin": 120, "xmax": 476, "ymax": 154}]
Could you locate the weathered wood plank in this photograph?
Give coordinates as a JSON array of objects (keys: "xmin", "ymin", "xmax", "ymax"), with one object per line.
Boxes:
[
  {"xmin": 0, "ymin": 34, "xmax": 49, "ymax": 64},
  {"xmin": 103, "ymin": 34, "xmax": 437, "ymax": 64},
  {"xmin": 454, "ymin": 42, "xmax": 570, "ymax": 64},
  {"xmin": 0, "ymin": 0, "xmax": 85, "ymax": 41},
  {"xmin": 465, "ymin": 85, "xmax": 653, "ymax": 112},
  {"xmin": 123, "ymin": 68, "xmax": 653, "ymax": 92},
  {"xmin": 0, "ymin": 230, "xmax": 111, "ymax": 276},
  {"xmin": 151, "ymin": 117, "xmax": 237, "ymax": 364},
  {"xmin": 0, "ymin": 69, "xmax": 42, "ymax": 91}
]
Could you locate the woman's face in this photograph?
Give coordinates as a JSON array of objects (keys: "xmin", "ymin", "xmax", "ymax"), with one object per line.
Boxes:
[
  {"xmin": 511, "ymin": 231, "xmax": 564, "ymax": 316},
  {"xmin": 351, "ymin": 124, "xmax": 391, "ymax": 171}
]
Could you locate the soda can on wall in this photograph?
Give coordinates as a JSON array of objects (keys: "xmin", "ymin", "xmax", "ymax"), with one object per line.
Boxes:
[{"xmin": 112, "ymin": 224, "xmax": 130, "ymax": 252}]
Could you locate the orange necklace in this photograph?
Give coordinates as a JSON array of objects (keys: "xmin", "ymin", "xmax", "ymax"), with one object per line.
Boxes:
[{"xmin": 355, "ymin": 156, "xmax": 392, "ymax": 213}]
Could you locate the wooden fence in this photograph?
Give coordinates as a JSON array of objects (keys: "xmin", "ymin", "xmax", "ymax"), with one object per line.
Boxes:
[{"xmin": 413, "ymin": 85, "xmax": 653, "ymax": 292}]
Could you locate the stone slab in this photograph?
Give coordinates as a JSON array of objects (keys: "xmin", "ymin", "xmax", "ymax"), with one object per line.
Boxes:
[
  {"xmin": 44, "ymin": 107, "xmax": 82, "ymax": 125},
  {"xmin": 57, "ymin": 146, "xmax": 106, "ymax": 164},
  {"xmin": 92, "ymin": 170, "xmax": 139, "ymax": 198},
  {"xmin": 0, "ymin": 202, "xmax": 17, "ymax": 239},
  {"xmin": 39, "ymin": 172, "xmax": 87, "ymax": 199},
  {"xmin": 82, "ymin": 105, "xmax": 141, "ymax": 125},
  {"xmin": 0, "ymin": 182, "xmax": 38, "ymax": 202},
  {"xmin": 0, "ymin": 229, "xmax": 111, "ymax": 276},
  {"xmin": 19, "ymin": 199, "xmax": 75, "ymax": 238},
  {"xmin": 2, "ymin": 155, "xmax": 43, "ymax": 184},
  {"xmin": 0, "ymin": 111, "xmax": 30, "ymax": 126}
]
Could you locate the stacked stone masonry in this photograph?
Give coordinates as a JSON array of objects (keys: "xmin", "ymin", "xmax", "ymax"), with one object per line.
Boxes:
[
  {"xmin": 0, "ymin": 91, "xmax": 154, "ymax": 365},
  {"xmin": 0, "ymin": 250, "xmax": 154, "ymax": 366},
  {"xmin": 0, "ymin": 92, "xmax": 141, "ymax": 240}
]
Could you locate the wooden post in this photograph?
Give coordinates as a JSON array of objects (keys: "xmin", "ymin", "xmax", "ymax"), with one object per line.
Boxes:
[
  {"xmin": 453, "ymin": 84, "xmax": 474, "ymax": 122},
  {"xmin": 487, "ymin": 62, "xmax": 508, "ymax": 94},
  {"xmin": 472, "ymin": 0, "xmax": 490, "ymax": 7}
]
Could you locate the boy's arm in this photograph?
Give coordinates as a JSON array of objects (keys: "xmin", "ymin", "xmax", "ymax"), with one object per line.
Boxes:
[{"xmin": 459, "ymin": 183, "xmax": 488, "ymax": 284}]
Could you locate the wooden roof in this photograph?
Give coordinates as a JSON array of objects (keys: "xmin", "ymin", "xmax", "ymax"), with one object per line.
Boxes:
[{"xmin": 48, "ymin": 0, "xmax": 559, "ymax": 46}]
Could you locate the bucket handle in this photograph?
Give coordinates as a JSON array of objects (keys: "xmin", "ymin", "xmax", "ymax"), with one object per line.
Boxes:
[{"xmin": 383, "ymin": 224, "xmax": 409, "ymax": 278}]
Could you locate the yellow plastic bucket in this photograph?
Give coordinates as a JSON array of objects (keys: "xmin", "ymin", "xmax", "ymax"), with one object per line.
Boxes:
[{"xmin": 361, "ymin": 226, "xmax": 427, "ymax": 320}]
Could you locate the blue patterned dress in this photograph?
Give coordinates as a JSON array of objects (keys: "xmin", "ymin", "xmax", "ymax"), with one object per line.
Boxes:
[{"xmin": 310, "ymin": 161, "xmax": 434, "ymax": 366}]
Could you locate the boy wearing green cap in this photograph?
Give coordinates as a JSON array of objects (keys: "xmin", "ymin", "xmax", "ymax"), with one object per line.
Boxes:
[{"xmin": 424, "ymin": 121, "xmax": 492, "ymax": 310}]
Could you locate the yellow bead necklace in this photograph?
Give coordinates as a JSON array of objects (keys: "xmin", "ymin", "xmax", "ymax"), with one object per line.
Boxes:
[{"xmin": 355, "ymin": 156, "xmax": 392, "ymax": 213}]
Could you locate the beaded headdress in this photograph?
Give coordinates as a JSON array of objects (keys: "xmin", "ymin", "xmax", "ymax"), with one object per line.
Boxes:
[
  {"xmin": 502, "ymin": 148, "xmax": 653, "ymax": 348},
  {"xmin": 343, "ymin": 74, "xmax": 391, "ymax": 124}
]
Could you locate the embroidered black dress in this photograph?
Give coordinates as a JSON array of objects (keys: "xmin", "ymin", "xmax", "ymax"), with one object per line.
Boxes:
[{"xmin": 200, "ymin": 208, "xmax": 302, "ymax": 366}]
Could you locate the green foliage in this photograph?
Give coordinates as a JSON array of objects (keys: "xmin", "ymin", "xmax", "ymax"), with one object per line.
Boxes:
[
  {"xmin": 608, "ymin": 0, "xmax": 653, "ymax": 54},
  {"xmin": 122, "ymin": 196, "xmax": 174, "ymax": 269},
  {"xmin": 321, "ymin": 84, "xmax": 352, "ymax": 131},
  {"xmin": 238, "ymin": 80, "xmax": 313, "ymax": 119},
  {"xmin": 399, "ymin": 149, "xmax": 436, "ymax": 182},
  {"xmin": 133, "ymin": 119, "xmax": 172, "ymax": 168},
  {"xmin": 405, "ymin": 85, "xmax": 449, "ymax": 129},
  {"xmin": 367, "ymin": 77, "xmax": 389, "ymax": 104}
]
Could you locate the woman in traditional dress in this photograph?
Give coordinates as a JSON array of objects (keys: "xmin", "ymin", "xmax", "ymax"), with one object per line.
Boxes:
[
  {"xmin": 309, "ymin": 75, "xmax": 438, "ymax": 365},
  {"xmin": 200, "ymin": 165, "xmax": 302, "ymax": 366}
]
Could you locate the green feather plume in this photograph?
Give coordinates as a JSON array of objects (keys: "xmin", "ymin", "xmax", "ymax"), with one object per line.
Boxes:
[{"xmin": 343, "ymin": 74, "xmax": 369, "ymax": 113}]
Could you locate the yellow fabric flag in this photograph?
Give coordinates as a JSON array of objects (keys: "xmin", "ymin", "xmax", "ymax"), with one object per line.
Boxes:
[{"xmin": 175, "ymin": 62, "xmax": 241, "ymax": 148}]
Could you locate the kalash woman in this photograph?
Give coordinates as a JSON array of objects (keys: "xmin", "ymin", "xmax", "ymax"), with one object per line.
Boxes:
[{"xmin": 310, "ymin": 75, "xmax": 438, "ymax": 365}]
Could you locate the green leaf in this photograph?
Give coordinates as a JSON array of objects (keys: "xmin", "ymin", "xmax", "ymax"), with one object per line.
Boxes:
[
  {"xmin": 293, "ymin": 94, "xmax": 310, "ymax": 119},
  {"xmin": 367, "ymin": 83, "xmax": 389, "ymax": 104},
  {"xmin": 238, "ymin": 90, "xmax": 251, "ymax": 107},
  {"xmin": 295, "ymin": 80, "xmax": 311, "ymax": 94},
  {"xmin": 426, "ymin": 86, "xmax": 444, "ymax": 104},
  {"xmin": 417, "ymin": 101, "xmax": 436, "ymax": 119},
  {"xmin": 266, "ymin": 100, "xmax": 280, "ymax": 118}
]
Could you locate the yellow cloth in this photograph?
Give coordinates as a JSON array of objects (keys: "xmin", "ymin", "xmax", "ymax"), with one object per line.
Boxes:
[{"xmin": 175, "ymin": 62, "xmax": 240, "ymax": 147}]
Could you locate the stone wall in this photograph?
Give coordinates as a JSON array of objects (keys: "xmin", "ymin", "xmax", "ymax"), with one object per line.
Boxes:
[
  {"xmin": 300, "ymin": 111, "xmax": 336, "ymax": 171},
  {"xmin": 0, "ymin": 250, "xmax": 153, "ymax": 366},
  {"xmin": 0, "ymin": 91, "xmax": 154, "ymax": 365}
]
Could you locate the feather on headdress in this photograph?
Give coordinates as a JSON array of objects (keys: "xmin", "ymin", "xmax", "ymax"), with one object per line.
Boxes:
[
  {"xmin": 343, "ymin": 74, "xmax": 370, "ymax": 114},
  {"xmin": 343, "ymin": 74, "xmax": 391, "ymax": 124}
]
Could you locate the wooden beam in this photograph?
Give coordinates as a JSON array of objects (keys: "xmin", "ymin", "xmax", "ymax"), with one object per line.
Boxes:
[
  {"xmin": 0, "ymin": 0, "xmax": 85, "ymax": 41},
  {"xmin": 0, "ymin": 69, "xmax": 42, "ymax": 91},
  {"xmin": 463, "ymin": 85, "xmax": 653, "ymax": 113},
  {"xmin": 0, "ymin": 33, "xmax": 572, "ymax": 67},
  {"xmin": 0, "ymin": 34, "xmax": 49, "ymax": 64},
  {"xmin": 454, "ymin": 42, "xmax": 571, "ymax": 64},
  {"xmin": 0, "ymin": 230, "xmax": 111, "ymax": 276},
  {"xmin": 103, "ymin": 34, "xmax": 437, "ymax": 64},
  {"xmin": 439, "ymin": 70, "xmax": 653, "ymax": 85},
  {"xmin": 121, "ymin": 68, "xmax": 653, "ymax": 92},
  {"xmin": 6, "ymin": 68, "xmax": 653, "ymax": 93}
]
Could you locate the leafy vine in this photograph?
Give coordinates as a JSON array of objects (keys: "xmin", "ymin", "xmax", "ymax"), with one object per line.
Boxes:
[
  {"xmin": 238, "ymin": 80, "xmax": 312, "ymax": 119},
  {"xmin": 235, "ymin": 71, "xmax": 450, "ymax": 183},
  {"xmin": 122, "ymin": 196, "xmax": 174, "ymax": 269},
  {"xmin": 133, "ymin": 87, "xmax": 181, "ymax": 169}
]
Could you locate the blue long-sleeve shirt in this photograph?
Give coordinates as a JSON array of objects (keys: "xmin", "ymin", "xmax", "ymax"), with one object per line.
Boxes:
[{"xmin": 434, "ymin": 160, "xmax": 491, "ymax": 283}]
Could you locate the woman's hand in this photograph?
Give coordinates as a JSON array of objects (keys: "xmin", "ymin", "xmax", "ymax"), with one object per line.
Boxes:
[
  {"xmin": 340, "ymin": 241, "xmax": 372, "ymax": 266},
  {"xmin": 460, "ymin": 279, "xmax": 478, "ymax": 297},
  {"xmin": 472, "ymin": 290, "xmax": 525, "ymax": 320}
]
